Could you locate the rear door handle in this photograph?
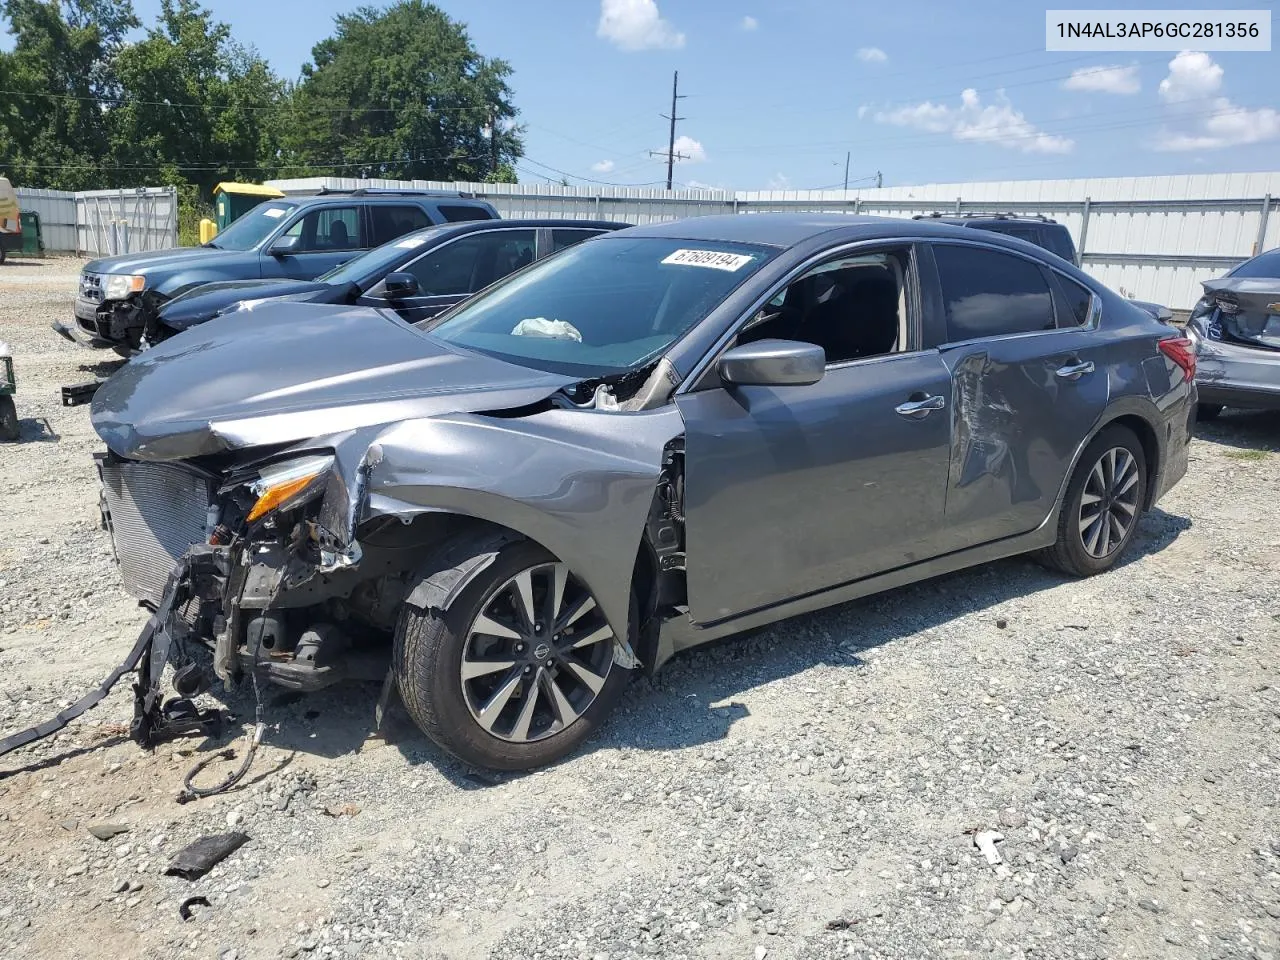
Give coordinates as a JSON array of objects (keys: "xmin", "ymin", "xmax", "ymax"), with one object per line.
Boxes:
[
  {"xmin": 1056, "ymin": 360, "xmax": 1095, "ymax": 380},
  {"xmin": 895, "ymin": 394, "xmax": 946, "ymax": 418}
]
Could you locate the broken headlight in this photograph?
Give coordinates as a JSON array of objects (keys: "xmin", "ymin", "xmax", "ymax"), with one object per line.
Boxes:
[{"xmin": 245, "ymin": 454, "xmax": 334, "ymax": 523}]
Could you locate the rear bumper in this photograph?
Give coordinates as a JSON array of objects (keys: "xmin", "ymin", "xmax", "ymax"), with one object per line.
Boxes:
[
  {"xmin": 0, "ymin": 232, "xmax": 21, "ymax": 253},
  {"xmin": 1192, "ymin": 331, "xmax": 1280, "ymax": 410}
]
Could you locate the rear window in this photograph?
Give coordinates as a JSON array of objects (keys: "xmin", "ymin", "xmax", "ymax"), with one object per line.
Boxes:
[
  {"xmin": 1230, "ymin": 249, "xmax": 1280, "ymax": 279},
  {"xmin": 934, "ymin": 244, "xmax": 1056, "ymax": 341},
  {"xmin": 1042, "ymin": 227, "xmax": 1077, "ymax": 263},
  {"xmin": 438, "ymin": 205, "xmax": 495, "ymax": 223}
]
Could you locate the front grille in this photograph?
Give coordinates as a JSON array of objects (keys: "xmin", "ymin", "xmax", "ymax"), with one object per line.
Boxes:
[
  {"xmin": 79, "ymin": 272, "xmax": 104, "ymax": 303},
  {"xmin": 99, "ymin": 460, "xmax": 213, "ymax": 605}
]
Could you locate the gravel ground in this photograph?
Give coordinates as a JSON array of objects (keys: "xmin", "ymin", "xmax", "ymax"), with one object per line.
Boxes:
[{"xmin": 1, "ymin": 257, "xmax": 1278, "ymax": 960}]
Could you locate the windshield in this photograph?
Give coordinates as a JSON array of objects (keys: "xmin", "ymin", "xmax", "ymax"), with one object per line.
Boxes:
[
  {"xmin": 207, "ymin": 201, "xmax": 298, "ymax": 251},
  {"xmin": 317, "ymin": 226, "xmax": 450, "ymax": 285},
  {"xmin": 1229, "ymin": 249, "xmax": 1280, "ymax": 280},
  {"xmin": 423, "ymin": 236, "xmax": 775, "ymax": 376}
]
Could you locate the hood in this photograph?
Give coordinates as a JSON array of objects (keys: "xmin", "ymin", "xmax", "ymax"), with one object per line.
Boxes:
[
  {"xmin": 92, "ymin": 302, "xmax": 578, "ymax": 461},
  {"xmin": 84, "ymin": 245, "xmax": 249, "ymax": 277},
  {"xmin": 1202, "ymin": 277, "xmax": 1280, "ymax": 351},
  {"xmin": 158, "ymin": 279, "xmax": 343, "ymax": 332}
]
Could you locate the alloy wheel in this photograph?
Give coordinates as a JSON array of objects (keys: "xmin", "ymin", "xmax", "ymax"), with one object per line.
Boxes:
[
  {"xmin": 459, "ymin": 562, "xmax": 615, "ymax": 743},
  {"xmin": 1078, "ymin": 446, "xmax": 1140, "ymax": 559}
]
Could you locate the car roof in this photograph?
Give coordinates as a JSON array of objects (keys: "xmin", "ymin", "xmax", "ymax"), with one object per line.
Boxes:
[
  {"xmin": 608, "ymin": 212, "xmax": 1059, "ymax": 250},
  {"xmin": 394, "ymin": 219, "xmax": 629, "ymax": 244},
  {"xmin": 290, "ymin": 193, "xmax": 494, "ymax": 207}
]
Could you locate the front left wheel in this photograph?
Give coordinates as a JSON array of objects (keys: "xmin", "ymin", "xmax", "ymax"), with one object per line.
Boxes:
[
  {"xmin": 0, "ymin": 395, "xmax": 18, "ymax": 442},
  {"xmin": 393, "ymin": 540, "xmax": 634, "ymax": 770}
]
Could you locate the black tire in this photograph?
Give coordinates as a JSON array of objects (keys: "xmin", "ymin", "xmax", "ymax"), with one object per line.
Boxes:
[
  {"xmin": 394, "ymin": 539, "xmax": 634, "ymax": 770},
  {"xmin": 0, "ymin": 395, "xmax": 18, "ymax": 442},
  {"xmin": 1197, "ymin": 403, "xmax": 1223, "ymax": 421},
  {"xmin": 1035, "ymin": 425, "xmax": 1147, "ymax": 577},
  {"xmin": 0, "ymin": 246, "xmax": 6, "ymax": 265}
]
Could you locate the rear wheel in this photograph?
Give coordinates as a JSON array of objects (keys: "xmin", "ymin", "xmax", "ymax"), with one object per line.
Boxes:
[
  {"xmin": 393, "ymin": 540, "xmax": 633, "ymax": 770},
  {"xmin": 1036, "ymin": 426, "xmax": 1147, "ymax": 577},
  {"xmin": 0, "ymin": 395, "xmax": 17, "ymax": 441},
  {"xmin": 1197, "ymin": 403, "xmax": 1223, "ymax": 421}
]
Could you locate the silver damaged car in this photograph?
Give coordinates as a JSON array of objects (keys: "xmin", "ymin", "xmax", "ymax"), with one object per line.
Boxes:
[{"xmin": 89, "ymin": 215, "xmax": 1197, "ymax": 770}]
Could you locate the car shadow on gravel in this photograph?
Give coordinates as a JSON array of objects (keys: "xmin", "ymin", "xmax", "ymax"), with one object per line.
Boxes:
[
  {"xmin": 78, "ymin": 358, "xmax": 126, "ymax": 378},
  {"xmin": 587, "ymin": 506, "xmax": 1191, "ymax": 760},
  {"xmin": 17, "ymin": 417, "xmax": 58, "ymax": 442},
  {"xmin": 1195, "ymin": 409, "xmax": 1280, "ymax": 451},
  {"xmin": 129, "ymin": 507, "xmax": 1192, "ymax": 789}
]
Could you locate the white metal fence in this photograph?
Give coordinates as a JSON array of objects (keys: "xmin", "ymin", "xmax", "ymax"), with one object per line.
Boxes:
[
  {"xmin": 14, "ymin": 187, "xmax": 178, "ymax": 258},
  {"xmin": 270, "ymin": 172, "xmax": 1280, "ymax": 311}
]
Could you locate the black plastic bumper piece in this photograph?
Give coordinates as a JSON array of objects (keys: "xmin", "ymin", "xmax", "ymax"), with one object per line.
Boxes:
[{"xmin": 61, "ymin": 381, "xmax": 101, "ymax": 406}]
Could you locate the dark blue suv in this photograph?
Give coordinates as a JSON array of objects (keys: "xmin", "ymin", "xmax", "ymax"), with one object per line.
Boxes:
[{"xmin": 55, "ymin": 189, "xmax": 499, "ymax": 354}]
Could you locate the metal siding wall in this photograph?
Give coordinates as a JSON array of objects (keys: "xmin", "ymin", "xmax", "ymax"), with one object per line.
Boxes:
[
  {"xmin": 15, "ymin": 186, "xmax": 177, "ymax": 256},
  {"xmin": 14, "ymin": 189, "xmax": 78, "ymax": 253},
  {"xmin": 261, "ymin": 173, "xmax": 1280, "ymax": 310}
]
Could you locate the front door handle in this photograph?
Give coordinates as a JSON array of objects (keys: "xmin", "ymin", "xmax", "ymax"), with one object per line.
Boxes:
[
  {"xmin": 895, "ymin": 394, "xmax": 946, "ymax": 418},
  {"xmin": 1056, "ymin": 359, "xmax": 1095, "ymax": 380}
]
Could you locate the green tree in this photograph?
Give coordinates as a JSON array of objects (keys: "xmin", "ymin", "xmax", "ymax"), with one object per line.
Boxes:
[
  {"xmin": 284, "ymin": 0, "xmax": 523, "ymax": 182},
  {"xmin": 109, "ymin": 0, "xmax": 285, "ymax": 195},
  {"xmin": 0, "ymin": 0, "xmax": 139, "ymax": 189}
]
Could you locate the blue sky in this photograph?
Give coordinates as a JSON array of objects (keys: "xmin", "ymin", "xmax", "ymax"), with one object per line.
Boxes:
[{"xmin": 9, "ymin": 0, "xmax": 1280, "ymax": 190}]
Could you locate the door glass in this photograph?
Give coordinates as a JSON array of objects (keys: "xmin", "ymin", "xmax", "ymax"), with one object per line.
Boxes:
[
  {"xmin": 369, "ymin": 205, "xmax": 432, "ymax": 246},
  {"xmin": 406, "ymin": 230, "xmax": 537, "ymax": 296},
  {"xmin": 284, "ymin": 206, "xmax": 363, "ymax": 252},
  {"xmin": 438, "ymin": 205, "xmax": 494, "ymax": 223},
  {"xmin": 737, "ymin": 250, "xmax": 910, "ymax": 364},
  {"xmin": 1050, "ymin": 272, "xmax": 1094, "ymax": 327},
  {"xmin": 551, "ymin": 229, "xmax": 605, "ymax": 253},
  {"xmin": 934, "ymin": 245, "xmax": 1056, "ymax": 341}
]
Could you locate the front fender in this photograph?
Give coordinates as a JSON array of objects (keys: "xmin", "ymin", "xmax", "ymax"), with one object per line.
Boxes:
[{"xmin": 358, "ymin": 406, "xmax": 685, "ymax": 646}]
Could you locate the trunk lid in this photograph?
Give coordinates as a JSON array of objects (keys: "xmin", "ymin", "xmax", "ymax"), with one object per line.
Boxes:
[
  {"xmin": 92, "ymin": 302, "xmax": 576, "ymax": 461},
  {"xmin": 1202, "ymin": 277, "xmax": 1280, "ymax": 351}
]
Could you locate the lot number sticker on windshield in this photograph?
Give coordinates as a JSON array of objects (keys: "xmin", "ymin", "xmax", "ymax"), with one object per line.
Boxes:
[
  {"xmin": 262, "ymin": 207, "xmax": 287, "ymax": 219},
  {"xmin": 662, "ymin": 249, "xmax": 754, "ymax": 271},
  {"xmin": 396, "ymin": 236, "xmax": 427, "ymax": 249}
]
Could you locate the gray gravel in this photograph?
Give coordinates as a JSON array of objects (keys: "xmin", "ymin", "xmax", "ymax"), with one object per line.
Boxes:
[{"xmin": 1, "ymin": 258, "xmax": 1278, "ymax": 960}]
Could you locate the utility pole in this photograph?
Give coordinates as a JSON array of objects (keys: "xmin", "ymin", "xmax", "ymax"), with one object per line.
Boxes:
[
  {"xmin": 649, "ymin": 71, "xmax": 687, "ymax": 191},
  {"xmin": 488, "ymin": 108, "xmax": 499, "ymax": 178},
  {"xmin": 843, "ymin": 152, "xmax": 850, "ymax": 192},
  {"xmin": 876, "ymin": 170, "xmax": 883, "ymax": 189}
]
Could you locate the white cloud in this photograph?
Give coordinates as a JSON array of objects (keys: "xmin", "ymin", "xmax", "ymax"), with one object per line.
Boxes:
[
  {"xmin": 766, "ymin": 172, "xmax": 791, "ymax": 190},
  {"xmin": 1062, "ymin": 64, "xmax": 1140, "ymax": 95},
  {"xmin": 856, "ymin": 47, "xmax": 887, "ymax": 63},
  {"xmin": 1158, "ymin": 50, "xmax": 1222, "ymax": 103},
  {"xmin": 874, "ymin": 88, "xmax": 1074, "ymax": 154},
  {"xmin": 1154, "ymin": 51, "xmax": 1280, "ymax": 150},
  {"xmin": 597, "ymin": 0, "xmax": 685, "ymax": 51},
  {"xmin": 684, "ymin": 178, "xmax": 727, "ymax": 191},
  {"xmin": 672, "ymin": 134, "xmax": 707, "ymax": 163},
  {"xmin": 740, "ymin": 15, "xmax": 758, "ymax": 31},
  {"xmin": 590, "ymin": 159, "xmax": 616, "ymax": 173}
]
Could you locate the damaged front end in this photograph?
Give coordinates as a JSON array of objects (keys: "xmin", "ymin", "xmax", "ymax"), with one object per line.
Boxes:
[{"xmin": 99, "ymin": 444, "xmax": 386, "ymax": 745}]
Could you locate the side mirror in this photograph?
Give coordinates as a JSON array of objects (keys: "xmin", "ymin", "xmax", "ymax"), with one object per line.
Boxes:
[
  {"xmin": 268, "ymin": 235, "xmax": 300, "ymax": 257},
  {"xmin": 383, "ymin": 272, "xmax": 420, "ymax": 299},
  {"xmin": 717, "ymin": 339, "xmax": 825, "ymax": 387}
]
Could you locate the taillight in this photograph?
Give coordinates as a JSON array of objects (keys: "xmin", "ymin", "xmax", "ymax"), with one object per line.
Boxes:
[{"xmin": 1158, "ymin": 336, "xmax": 1196, "ymax": 382}]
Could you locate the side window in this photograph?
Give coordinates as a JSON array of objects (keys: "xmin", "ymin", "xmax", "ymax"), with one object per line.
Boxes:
[
  {"xmin": 1042, "ymin": 227, "xmax": 1076, "ymax": 263},
  {"xmin": 1001, "ymin": 225, "xmax": 1040, "ymax": 246},
  {"xmin": 551, "ymin": 229, "xmax": 605, "ymax": 253},
  {"xmin": 934, "ymin": 244, "xmax": 1056, "ymax": 341},
  {"xmin": 283, "ymin": 206, "xmax": 362, "ymax": 252},
  {"xmin": 437, "ymin": 205, "xmax": 494, "ymax": 223},
  {"xmin": 737, "ymin": 249, "xmax": 910, "ymax": 364},
  {"xmin": 405, "ymin": 230, "xmax": 537, "ymax": 296},
  {"xmin": 1050, "ymin": 271, "xmax": 1094, "ymax": 328},
  {"xmin": 369, "ymin": 205, "xmax": 432, "ymax": 246}
]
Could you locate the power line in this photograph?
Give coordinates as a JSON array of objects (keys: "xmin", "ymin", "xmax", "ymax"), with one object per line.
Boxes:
[{"xmin": 0, "ymin": 87, "xmax": 504, "ymax": 116}]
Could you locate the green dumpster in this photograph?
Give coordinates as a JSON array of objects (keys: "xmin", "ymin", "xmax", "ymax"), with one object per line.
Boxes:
[
  {"xmin": 213, "ymin": 182, "xmax": 285, "ymax": 232},
  {"xmin": 19, "ymin": 210, "xmax": 42, "ymax": 255}
]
